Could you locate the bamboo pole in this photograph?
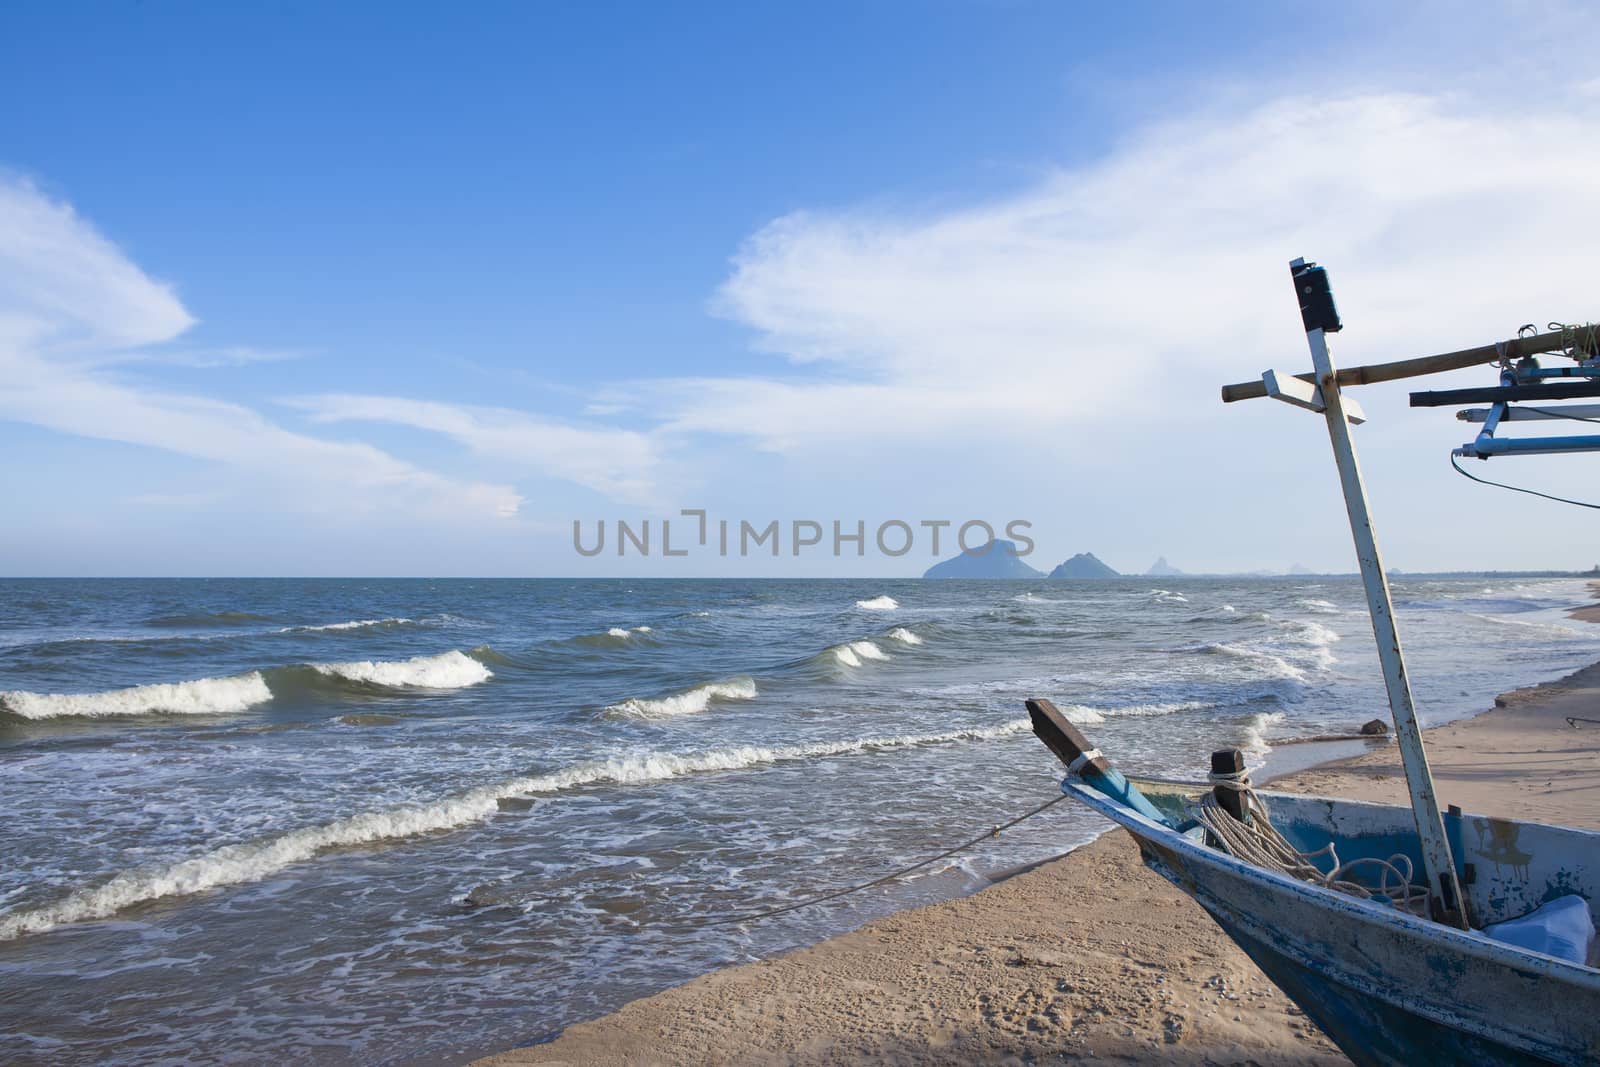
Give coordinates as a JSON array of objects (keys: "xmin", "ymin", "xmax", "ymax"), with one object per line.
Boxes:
[{"xmin": 1220, "ymin": 326, "xmax": 1584, "ymax": 403}]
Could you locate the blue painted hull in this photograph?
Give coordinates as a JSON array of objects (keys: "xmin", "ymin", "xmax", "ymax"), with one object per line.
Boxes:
[{"xmin": 1068, "ymin": 782, "xmax": 1600, "ymax": 1066}]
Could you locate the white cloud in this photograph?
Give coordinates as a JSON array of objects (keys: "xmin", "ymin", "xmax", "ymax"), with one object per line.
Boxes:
[
  {"xmin": 0, "ymin": 175, "xmax": 193, "ymax": 351},
  {"xmin": 685, "ymin": 90, "xmax": 1600, "ymax": 453},
  {"xmin": 286, "ymin": 394, "xmax": 664, "ymax": 503},
  {"xmin": 0, "ymin": 176, "xmax": 522, "ymax": 520}
]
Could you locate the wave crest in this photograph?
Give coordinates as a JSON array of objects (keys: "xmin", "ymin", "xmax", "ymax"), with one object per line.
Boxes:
[
  {"xmin": 829, "ymin": 640, "xmax": 889, "ymax": 668},
  {"xmin": 1240, "ymin": 710, "xmax": 1287, "ymax": 755},
  {"xmin": 605, "ymin": 677, "xmax": 757, "ymax": 719},
  {"xmin": 280, "ymin": 617, "xmax": 417, "ymax": 634},
  {"xmin": 307, "ymin": 650, "xmax": 492, "ymax": 690},
  {"xmin": 0, "ymin": 673, "xmax": 273, "ymax": 721},
  {"xmin": 886, "ymin": 627, "xmax": 923, "ymax": 646},
  {"xmin": 855, "ymin": 596, "xmax": 898, "ymax": 611}
]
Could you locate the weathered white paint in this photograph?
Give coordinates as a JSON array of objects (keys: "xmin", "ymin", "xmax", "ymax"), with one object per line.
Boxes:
[
  {"xmin": 1262, "ymin": 367, "xmax": 1367, "ymax": 424},
  {"xmin": 1066, "ymin": 778, "xmax": 1600, "ymax": 1066}
]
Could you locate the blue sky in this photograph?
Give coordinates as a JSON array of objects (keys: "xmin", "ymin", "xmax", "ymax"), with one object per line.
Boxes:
[{"xmin": 3, "ymin": 2, "xmax": 1598, "ymax": 576}]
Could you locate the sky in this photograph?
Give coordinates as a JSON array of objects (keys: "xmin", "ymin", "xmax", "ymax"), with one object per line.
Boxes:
[{"xmin": 2, "ymin": 1, "xmax": 1598, "ymax": 577}]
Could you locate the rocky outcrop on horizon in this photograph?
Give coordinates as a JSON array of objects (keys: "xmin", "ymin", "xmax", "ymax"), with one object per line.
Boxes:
[
  {"xmin": 922, "ymin": 540, "xmax": 1045, "ymax": 579},
  {"xmin": 1146, "ymin": 557, "xmax": 1185, "ymax": 576},
  {"xmin": 1048, "ymin": 552, "xmax": 1119, "ymax": 579}
]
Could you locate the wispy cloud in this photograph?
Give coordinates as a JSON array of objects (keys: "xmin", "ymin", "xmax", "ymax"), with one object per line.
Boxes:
[
  {"xmin": 0, "ymin": 176, "xmax": 522, "ymax": 520},
  {"xmin": 286, "ymin": 394, "xmax": 665, "ymax": 503},
  {"xmin": 671, "ymin": 89, "xmax": 1600, "ymax": 453},
  {"xmin": 108, "ymin": 344, "xmax": 309, "ymax": 369},
  {"xmin": 0, "ymin": 175, "xmax": 193, "ymax": 352}
]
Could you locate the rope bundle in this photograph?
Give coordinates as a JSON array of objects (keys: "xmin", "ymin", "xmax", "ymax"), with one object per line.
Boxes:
[{"xmin": 1189, "ymin": 770, "xmax": 1429, "ymax": 917}]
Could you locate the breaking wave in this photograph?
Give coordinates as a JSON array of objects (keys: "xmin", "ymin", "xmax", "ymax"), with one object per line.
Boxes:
[
  {"xmin": 0, "ymin": 718, "xmax": 1031, "ymax": 940},
  {"xmin": 605, "ymin": 677, "xmax": 757, "ymax": 719},
  {"xmin": 1, "ymin": 650, "xmax": 494, "ymax": 721},
  {"xmin": 1296, "ymin": 598, "xmax": 1340, "ymax": 615},
  {"xmin": 279, "ymin": 617, "xmax": 418, "ymax": 634},
  {"xmin": 855, "ymin": 596, "xmax": 898, "ymax": 611},
  {"xmin": 0, "ymin": 673, "xmax": 273, "ymax": 721},
  {"xmin": 886, "ymin": 627, "xmax": 923, "ymax": 646},
  {"xmin": 1050, "ymin": 699, "xmax": 1214, "ymax": 725},
  {"xmin": 829, "ymin": 640, "xmax": 890, "ymax": 668},
  {"xmin": 604, "ymin": 626, "xmax": 653, "ymax": 639},
  {"xmin": 307, "ymin": 650, "xmax": 492, "ymax": 690},
  {"xmin": 1239, "ymin": 710, "xmax": 1287, "ymax": 755},
  {"xmin": 1192, "ymin": 642, "xmax": 1308, "ymax": 682}
]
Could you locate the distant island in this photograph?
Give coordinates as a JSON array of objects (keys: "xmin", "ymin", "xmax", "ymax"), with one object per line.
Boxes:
[
  {"xmin": 922, "ymin": 539, "xmax": 1045, "ymax": 579},
  {"xmin": 920, "ymin": 545, "xmax": 1592, "ymax": 580},
  {"xmin": 1049, "ymin": 552, "xmax": 1120, "ymax": 579}
]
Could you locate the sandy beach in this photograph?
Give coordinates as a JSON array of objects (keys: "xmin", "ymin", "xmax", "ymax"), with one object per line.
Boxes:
[{"xmin": 476, "ymin": 624, "xmax": 1600, "ymax": 1065}]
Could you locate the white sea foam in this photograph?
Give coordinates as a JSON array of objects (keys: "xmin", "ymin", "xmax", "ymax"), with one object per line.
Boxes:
[
  {"xmin": 280, "ymin": 617, "xmax": 414, "ymax": 633},
  {"xmin": 0, "ymin": 673, "xmax": 274, "ymax": 720},
  {"xmin": 886, "ymin": 627, "xmax": 923, "ymax": 646},
  {"xmin": 855, "ymin": 596, "xmax": 898, "ymax": 611},
  {"xmin": 1055, "ymin": 699, "xmax": 1211, "ymax": 725},
  {"xmin": 1275, "ymin": 619, "xmax": 1340, "ymax": 672},
  {"xmin": 0, "ymin": 717, "xmax": 1031, "ymax": 940},
  {"xmin": 1149, "ymin": 589, "xmax": 1188, "ymax": 604},
  {"xmin": 829, "ymin": 640, "xmax": 890, "ymax": 668},
  {"xmin": 309, "ymin": 650, "xmax": 491, "ymax": 689},
  {"xmin": 603, "ymin": 625, "xmax": 653, "ymax": 639},
  {"xmin": 1296, "ymin": 598, "xmax": 1340, "ymax": 615},
  {"xmin": 1240, "ymin": 711, "xmax": 1287, "ymax": 755},
  {"xmin": 605, "ymin": 677, "xmax": 758, "ymax": 718},
  {"xmin": 1196, "ymin": 642, "xmax": 1308, "ymax": 682}
]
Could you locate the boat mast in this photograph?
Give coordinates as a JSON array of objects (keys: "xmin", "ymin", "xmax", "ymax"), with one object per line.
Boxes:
[{"xmin": 1279, "ymin": 259, "xmax": 1470, "ymax": 928}]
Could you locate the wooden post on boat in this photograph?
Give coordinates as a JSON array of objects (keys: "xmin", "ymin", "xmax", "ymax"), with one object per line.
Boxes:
[
  {"xmin": 1283, "ymin": 258, "xmax": 1470, "ymax": 929},
  {"xmin": 1210, "ymin": 748, "xmax": 1247, "ymax": 823},
  {"xmin": 1026, "ymin": 698, "xmax": 1174, "ymax": 827}
]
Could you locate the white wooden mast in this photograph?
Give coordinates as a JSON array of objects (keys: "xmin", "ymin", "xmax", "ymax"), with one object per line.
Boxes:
[{"xmin": 1269, "ymin": 258, "xmax": 1470, "ymax": 929}]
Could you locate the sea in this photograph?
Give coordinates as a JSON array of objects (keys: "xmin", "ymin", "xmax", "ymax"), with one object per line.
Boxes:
[{"xmin": 2, "ymin": 575, "xmax": 1597, "ymax": 1064}]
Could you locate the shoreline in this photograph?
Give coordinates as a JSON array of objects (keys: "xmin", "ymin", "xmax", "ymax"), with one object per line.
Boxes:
[{"xmin": 474, "ymin": 622, "xmax": 1600, "ymax": 1064}]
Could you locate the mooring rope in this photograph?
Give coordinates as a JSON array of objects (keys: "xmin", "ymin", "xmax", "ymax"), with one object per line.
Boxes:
[
  {"xmin": 691, "ymin": 793, "xmax": 1070, "ymax": 928},
  {"xmin": 1189, "ymin": 769, "xmax": 1429, "ymax": 916}
]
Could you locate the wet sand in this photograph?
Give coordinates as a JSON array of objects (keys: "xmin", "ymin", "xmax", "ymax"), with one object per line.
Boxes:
[
  {"xmin": 475, "ymin": 653, "xmax": 1600, "ymax": 1065},
  {"xmin": 1568, "ymin": 581, "xmax": 1600, "ymax": 624}
]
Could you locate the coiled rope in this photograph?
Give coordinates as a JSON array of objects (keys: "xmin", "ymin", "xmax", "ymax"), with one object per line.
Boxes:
[
  {"xmin": 1189, "ymin": 769, "xmax": 1429, "ymax": 917},
  {"xmin": 693, "ymin": 793, "xmax": 1070, "ymax": 927}
]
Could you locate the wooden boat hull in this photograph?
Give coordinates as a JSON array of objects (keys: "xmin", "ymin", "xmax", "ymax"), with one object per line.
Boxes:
[{"xmin": 1066, "ymin": 781, "xmax": 1600, "ymax": 1066}]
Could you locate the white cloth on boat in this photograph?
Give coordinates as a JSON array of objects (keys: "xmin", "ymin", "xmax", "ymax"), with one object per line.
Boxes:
[{"xmin": 1482, "ymin": 894, "xmax": 1595, "ymax": 967}]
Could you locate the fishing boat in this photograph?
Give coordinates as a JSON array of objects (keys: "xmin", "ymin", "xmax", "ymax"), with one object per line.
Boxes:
[{"xmin": 1028, "ymin": 260, "xmax": 1600, "ymax": 1066}]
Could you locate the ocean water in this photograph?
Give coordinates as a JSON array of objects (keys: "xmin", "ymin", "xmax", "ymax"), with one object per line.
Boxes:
[{"xmin": 1, "ymin": 576, "xmax": 1596, "ymax": 1064}]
